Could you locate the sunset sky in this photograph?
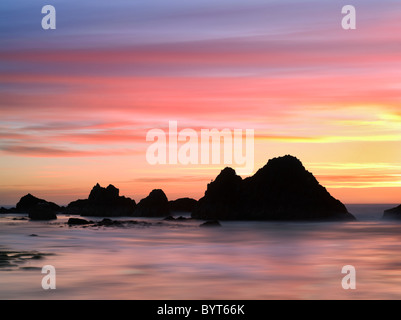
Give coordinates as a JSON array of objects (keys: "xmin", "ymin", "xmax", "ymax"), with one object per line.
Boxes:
[{"xmin": 1, "ymin": 0, "xmax": 400, "ymax": 205}]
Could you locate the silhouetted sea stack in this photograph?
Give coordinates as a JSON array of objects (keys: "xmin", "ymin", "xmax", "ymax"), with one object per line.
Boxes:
[
  {"xmin": 6, "ymin": 194, "xmax": 60, "ymax": 220},
  {"xmin": 65, "ymin": 183, "xmax": 136, "ymax": 217},
  {"xmin": 17, "ymin": 194, "xmax": 60, "ymax": 213},
  {"xmin": 168, "ymin": 198, "xmax": 198, "ymax": 212},
  {"xmin": 383, "ymin": 205, "xmax": 401, "ymax": 219},
  {"xmin": 133, "ymin": 189, "xmax": 170, "ymax": 217},
  {"xmin": 192, "ymin": 155, "xmax": 355, "ymax": 221}
]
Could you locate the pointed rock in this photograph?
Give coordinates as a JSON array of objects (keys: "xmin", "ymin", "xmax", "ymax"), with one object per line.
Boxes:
[
  {"xmin": 192, "ymin": 167, "xmax": 242, "ymax": 220},
  {"xmin": 134, "ymin": 189, "xmax": 169, "ymax": 217},
  {"xmin": 16, "ymin": 194, "xmax": 60, "ymax": 213},
  {"xmin": 65, "ymin": 184, "xmax": 136, "ymax": 217},
  {"xmin": 192, "ymin": 155, "xmax": 355, "ymax": 221}
]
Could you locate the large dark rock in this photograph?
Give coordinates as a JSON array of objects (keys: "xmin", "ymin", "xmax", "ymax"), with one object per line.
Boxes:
[
  {"xmin": 16, "ymin": 194, "xmax": 60, "ymax": 213},
  {"xmin": 383, "ymin": 205, "xmax": 401, "ymax": 219},
  {"xmin": 133, "ymin": 189, "xmax": 169, "ymax": 217},
  {"xmin": 5, "ymin": 193, "xmax": 61, "ymax": 220},
  {"xmin": 28, "ymin": 203, "xmax": 57, "ymax": 220},
  {"xmin": 192, "ymin": 167, "xmax": 243, "ymax": 220},
  {"xmin": 65, "ymin": 183, "xmax": 136, "ymax": 217},
  {"xmin": 168, "ymin": 198, "xmax": 198, "ymax": 212},
  {"xmin": 192, "ymin": 155, "xmax": 355, "ymax": 221}
]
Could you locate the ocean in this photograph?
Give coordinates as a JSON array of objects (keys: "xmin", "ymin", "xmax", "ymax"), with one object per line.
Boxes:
[{"xmin": 1, "ymin": 204, "xmax": 401, "ymax": 300}]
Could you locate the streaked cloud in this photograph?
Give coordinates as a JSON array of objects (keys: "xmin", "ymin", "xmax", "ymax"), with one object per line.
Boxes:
[{"xmin": 1, "ymin": 0, "xmax": 401, "ymax": 204}]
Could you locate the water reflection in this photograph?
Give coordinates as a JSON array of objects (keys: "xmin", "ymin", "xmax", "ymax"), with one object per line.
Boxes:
[{"xmin": 1, "ymin": 206, "xmax": 401, "ymax": 299}]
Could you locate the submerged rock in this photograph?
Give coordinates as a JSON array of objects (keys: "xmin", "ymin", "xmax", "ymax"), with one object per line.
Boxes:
[
  {"xmin": 94, "ymin": 218, "xmax": 145, "ymax": 227},
  {"xmin": 163, "ymin": 215, "xmax": 189, "ymax": 221},
  {"xmin": 200, "ymin": 220, "xmax": 221, "ymax": 227},
  {"xmin": 163, "ymin": 215, "xmax": 176, "ymax": 221},
  {"xmin": 134, "ymin": 189, "xmax": 170, "ymax": 217},
  {"xmin": 0, "ymin": 250, "xmax": 54, "ymax": 270},
  {"xmin": 65, "ymin": 183, "xmax": 136, "ymax": 217},
  {"xmin": 383, "ymin": 205, "xmax": 401, "ymax": 219},
  {"xmin": 192, "ymin": 155, "xmax": 355, "ymax": 221}
]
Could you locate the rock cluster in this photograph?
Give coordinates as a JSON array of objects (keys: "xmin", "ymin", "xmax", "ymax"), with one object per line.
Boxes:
[
  {"xmin": 192, "ymin": 155, "xmax": 355, "ymax": 221},
  {"xmin": 65, "ymin": 184, "xmax": 136, "ymax": 217}
]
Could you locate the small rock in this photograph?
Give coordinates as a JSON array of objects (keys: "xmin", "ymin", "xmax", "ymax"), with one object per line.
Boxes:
[
  {"xmin": 96, "ymin": 218, "xmax": 123, "ymax": 227},
  {"xmin": 163, "ymin": 216, "xmax": 175, "ymax": 221},
  {"xmin": 67, "ymin": 218, "xmax": 90, "ymax": 225},
  {"xmin": 200, "ymin": 220, "xmax": 221, "ymax": 227}
]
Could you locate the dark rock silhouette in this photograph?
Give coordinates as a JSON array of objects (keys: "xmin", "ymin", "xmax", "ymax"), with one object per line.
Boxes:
[
  {"xmin": 96, "ymin": 218, "xmax": 150, "ymax": 227},
  {"xmin": 176, "ymin": 216, "xmax": 188, "ymax": 220},
  {"xmin": 67, "ymin": 218, "xmax": 91, "ymax": 225},
  {"xmin": 192, "ymin": 167, "xmax": 242, "ymax": 220},
  {"xmin": 383, "ymin": 205, "xmax": 401, "ymax": 219},
  {"xmin": 163, "ymin": 215, "xmax": 190, "ymax": 221},
  {"xmin": 97, "ymin": 218, "xmax": 122, "ymax": 226},
  {"xmin": 0, "ymin": 207, "xmax": 18, "ymax": 214},
  {"xmin": 28, "ymin": 203, "xmax": 57, "ymax": 220},
  {"xmin": 192, "ymin": 155, "xmax": 355, "ymax": 221},
  {"xmin": 16, "ymin": 194, "xmax": 60, "ymax": 213},
  {"xmin": 1, "ymin": 194, "xmax": 61, "ymax": 220},
  {"xmin": 163, "ymin": 215, "xmax": 176, "ymax": 221},
  {"xmin": 168, "ymin": 198, "xmax": 198, "ymax": 212},
  {"xmin": 133, "ymin": 189, "xmax": 169, "ymax": 217},
  {"xmin": 65, "ymin": 183, "xmax": 136, "ymax": 217},
  {"xmin": 0, "ymin": 250, "xmax": 53, "ymax": 269},
  {"xmin": 66, "ymin": 217, "xmax": 152, "ymax": 228},
  {"xmin": 200, "ymin": 220, "xmax": 221, "ymax": 227}
]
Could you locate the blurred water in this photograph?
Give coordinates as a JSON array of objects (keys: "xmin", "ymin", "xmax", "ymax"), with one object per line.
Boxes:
[{"xmin": 1, "ymin": 205, "xmax": 401, "ymax": 300}]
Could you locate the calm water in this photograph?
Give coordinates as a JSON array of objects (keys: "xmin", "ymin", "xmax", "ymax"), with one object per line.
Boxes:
[{"xmin": 1, "ymin": 204, "xmax": 401, "ymax": 300}]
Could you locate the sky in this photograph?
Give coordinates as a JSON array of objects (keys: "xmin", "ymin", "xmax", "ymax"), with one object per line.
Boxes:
[{"xmin": 0, "ymin": 0, "xmax": 400, "ymax": 205}]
